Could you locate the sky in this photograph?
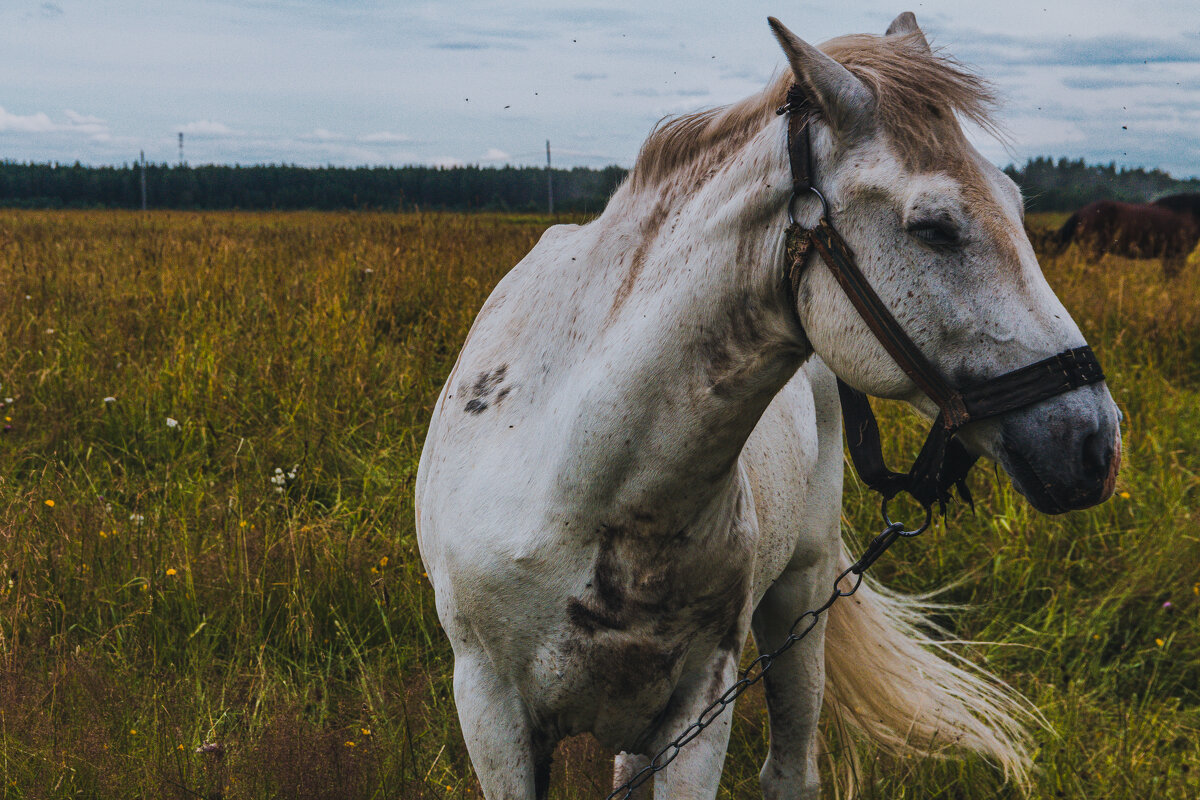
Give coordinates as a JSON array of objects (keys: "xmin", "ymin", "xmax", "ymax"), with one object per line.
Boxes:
[{"xmin": 2, "ymin": 1, "xmax": 1200, "ymax": 176}]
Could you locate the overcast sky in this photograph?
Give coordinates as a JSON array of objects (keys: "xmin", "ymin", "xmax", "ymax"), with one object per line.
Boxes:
[{"xmin": 2, "ymin": 1, "xmax": 1199, "ymax": 176}]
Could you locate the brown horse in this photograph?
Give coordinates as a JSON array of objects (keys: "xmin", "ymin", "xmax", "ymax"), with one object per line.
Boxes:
[
  {"xmin": 1056, "ymin": 199, "xmax": 1199, "ymax": 276},
  {"xmin": 1153, "ymin": 192, "xmax": 1200, "ymax": 219}
]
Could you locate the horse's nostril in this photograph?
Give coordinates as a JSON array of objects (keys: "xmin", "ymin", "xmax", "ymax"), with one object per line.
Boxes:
[{"xmin": 1081, "ymin": 430, "xmax": 1112, "ymax": 479}]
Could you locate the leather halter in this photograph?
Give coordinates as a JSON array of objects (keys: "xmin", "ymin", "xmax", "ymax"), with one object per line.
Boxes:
[{"xmin": 777, "ymin": 84, "xmax": 1107, "ymax": 514}]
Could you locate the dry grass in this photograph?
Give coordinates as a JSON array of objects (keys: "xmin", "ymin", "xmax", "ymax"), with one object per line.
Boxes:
[{"xmin": 0, "ymin": 209, "xmax": 1197, "ymax": 798}]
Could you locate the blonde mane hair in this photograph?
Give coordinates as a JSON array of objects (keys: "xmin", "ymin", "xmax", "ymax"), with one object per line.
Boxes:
[{"xmin": 628, "ymin": 31, "xmax": 999, "ymax": 192}]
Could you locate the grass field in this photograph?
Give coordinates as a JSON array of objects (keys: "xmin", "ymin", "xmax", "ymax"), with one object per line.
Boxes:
[{"xmin": 0, "ymin": 209, "xmax": 1197, "ymax": 799}]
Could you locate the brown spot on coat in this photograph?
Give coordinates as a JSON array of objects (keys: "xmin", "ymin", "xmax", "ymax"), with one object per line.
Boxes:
[
  {"xmin": 462, "ymin": 364, "xmax": 509, "ymax": 415},
  {"xmin": 607, "ymin": 198, "xmax": 672, "ymax": 322}
]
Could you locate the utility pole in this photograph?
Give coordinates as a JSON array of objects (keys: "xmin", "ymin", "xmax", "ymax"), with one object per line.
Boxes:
[
  {"xmin": 178, "ymin": 132, "xmax": 184, "ymax": 166},
  {"xmin": 546, "ymin": 139, "xmax": 554, "ymax": 215},
  {"xmin": 139, "ymin": 150, "xmax": 147, "ymax": 210}
]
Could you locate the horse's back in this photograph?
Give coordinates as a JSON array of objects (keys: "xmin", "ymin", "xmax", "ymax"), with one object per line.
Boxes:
[
  {"xmin": 1061, "ymin": 199, "xmax": 1198, "ymax": 260},
  {"xmin": 416, "ymin": 222, "xmax": 592, "ymax": 574}
]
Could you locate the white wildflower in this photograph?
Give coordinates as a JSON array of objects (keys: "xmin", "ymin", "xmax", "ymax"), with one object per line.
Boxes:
[
  {"xmin": 103, "ymin": 396, "xmax": 116, "ymax": 404},
  {"xmin": 166, "ymin": 417, "xmax": 179, "ymax": 429},
  {"xmin": 129, "ymin": 513, "xmax": 144, "ymax": 525},
  {"xmin": 270, "ymin": 464, "xmax": 299, "ymax": 495}
]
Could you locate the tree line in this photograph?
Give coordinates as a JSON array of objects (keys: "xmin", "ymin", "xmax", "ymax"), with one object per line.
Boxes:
[
  {"xmin": 1004, "ymin": 157, "xmax": 1200, "ymax": 212},
  {"xmin": 0, "ymin": 161, "xmax": 626, "ymax": 213},
  {"xmin": 0, "ymin": 157, "xmax": 1197, "ymax": 212}
]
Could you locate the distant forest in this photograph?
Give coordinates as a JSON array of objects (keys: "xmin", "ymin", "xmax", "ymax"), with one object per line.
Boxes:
[
  {"xmin": 1, "ymin": 157, "xmax": 1198, "ymax": 213},
  {"xmin": 1004, "ymin": 157, "xmax": 1200, "ymax": 213},
  {"xmin": 0, "ymin": 161, "xmax": 626, "ymax": 213}
]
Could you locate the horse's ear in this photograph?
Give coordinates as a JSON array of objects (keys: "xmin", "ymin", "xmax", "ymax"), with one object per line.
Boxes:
[
  {"xmin": 885, "ymin": 11, "xmax": 931, "ymax": 53},
  {"xmin": 767, "ymin": 17, "xmax": 875, "ymax": 141}
]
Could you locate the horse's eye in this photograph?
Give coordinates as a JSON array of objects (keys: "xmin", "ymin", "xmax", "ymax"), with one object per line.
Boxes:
[{"xmin": 908, "ymin": 222, "xmax": 959, "ymax": 247}]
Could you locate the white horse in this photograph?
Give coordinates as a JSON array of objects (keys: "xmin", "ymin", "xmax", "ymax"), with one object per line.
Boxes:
[{"xmin": 415, "ymin": 13, "xmax": 1120, "ymax": 799}]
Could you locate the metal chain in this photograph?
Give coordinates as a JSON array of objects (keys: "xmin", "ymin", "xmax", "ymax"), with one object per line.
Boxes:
[{"xmin": 606, "ymin": 504, "xmax": 927, "ymax": 800}]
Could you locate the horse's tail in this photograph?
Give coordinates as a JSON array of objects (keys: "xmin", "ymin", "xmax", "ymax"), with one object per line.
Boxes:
[
  {"xmin": 1054, "ymin": 210, "xmax": 1082, "ymax": 250},
  {"xmin": 822, "ymin": 542, "xmax": 1040, "ymax": 788}
]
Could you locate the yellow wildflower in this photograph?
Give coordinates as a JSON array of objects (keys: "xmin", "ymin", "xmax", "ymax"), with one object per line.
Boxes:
[
  {"xmin": 361, "ymin": 728, "xmax": 371, "ymax": 736},
  {"xmin": 379, "ymin": 556, "xmax": 389, "ymax": 568},
  {"xmin": 166, "ymin": 568, "xmax": 177, "ymax": 576},
  {"xmin": 1118, "ymin": 491, "xmax": 1131, "ymax": 499},
  {"xmin": 44, "ymin": 499, "xmax": 54, "ymax": 508},
  {"xmin": 344, "ymin": 740, "xmax": 356, "ymax": 748},
  {"xmin": 1155, "ymin": 638, "xmax": 1165, "ymax": 647}
]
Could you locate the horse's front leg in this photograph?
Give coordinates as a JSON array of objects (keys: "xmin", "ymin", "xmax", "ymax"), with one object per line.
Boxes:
[
  {"xmin": 750, "ymin": 561, "xmax": 833, "ymax": 800},
  {"xmin": 630, "ymin": 643, "xmax": 745, "ymax": 800},
  {"xmin": 453, "ymin": 652, "xmax": 552, "ymax": 800}
]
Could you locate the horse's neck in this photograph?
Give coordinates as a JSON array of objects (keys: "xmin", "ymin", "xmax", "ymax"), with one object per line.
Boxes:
[{"xmin": 564, "ymin": 125, "xmax": 811, "ymax": 532}]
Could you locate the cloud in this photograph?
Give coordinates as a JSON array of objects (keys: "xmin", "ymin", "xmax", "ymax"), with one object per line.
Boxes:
[
  {"xmin": 0, "ymin": 107, "xmax": 58, "ymax": 133},
  {"xmin": 573, "ymin": 72, "xmax": 608, "ymax": 81},
  {"xmin": 39, "ymin": 3, "xmax": 63, "ymax": 18},
  {"xmin": 178, "ymin": 120, "xmax": 237, "ymax": 137},
  {"xmin": 952, "ymin": 29, "xmax": 1200, "ymax": 68},
  {"xmin": 545, "ymin": 7, "xmax": 637, "ymax": 26},
  {"xmin": 1061, "ymin": 74, "xmax": 1154, "ymax": 90},
  {"xmin": 480, "ymin": 147, "xmax": 509, "ymax": 161},
  {"xmin": 626, "ymin": 87, "xmax": 710, "ymax": 98},
  {"xmin": 0, "ymin": 106, "xmax": 109, "ymax": 137},
  {"xmin": 360, "ymin": 131, "xmax": 411, "ymax": 143},
  {"xmin": 1052, "ymin": 35, "xmax": 1200, "ymax": 66},
  {"xmin": 63, "ymin": 109, "xmax": 107, "ymax": 135},
  {"xmin": 432, "ymin": 41, "xmax": 489, "ymax": 51},
  {"xmin": 305, "ymin": 128, "xmax": 345, "ymax": 141},
  {"xmin": 64, "ymin": 110, "xmax": 103, "ymax": 126},
  {"xmin": 430, "ymin": 156, "xmax": 465, "ymax": 168}
]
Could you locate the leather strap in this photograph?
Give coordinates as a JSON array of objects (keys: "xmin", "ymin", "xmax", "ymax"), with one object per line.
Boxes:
[
  {"xmin": 808, "ymin": 219, "xmax": 970, "ymax": 430},
  {"xmin": 781, "ymin": 85, "xmax": 815, "ymax": 196},
  {"xmin": 960, "ymin": 346, "xmax": 1104, "ymax": 419}
]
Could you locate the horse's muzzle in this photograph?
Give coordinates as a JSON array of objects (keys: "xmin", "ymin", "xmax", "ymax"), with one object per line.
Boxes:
[{"xmin": 994, "ymin": 383, "xmax": 1122, "ymax": 514}]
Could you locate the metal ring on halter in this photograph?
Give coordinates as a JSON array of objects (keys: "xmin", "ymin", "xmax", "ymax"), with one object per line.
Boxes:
[
  {"xmin": 881, "ymin": 496, "xmax": 933, "ymax": 537},
  {"xmin": 787, "ymin": 185, "xmax": 831, "ymax": 225}
]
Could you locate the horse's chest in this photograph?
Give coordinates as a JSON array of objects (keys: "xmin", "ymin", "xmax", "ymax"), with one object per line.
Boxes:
[{"xmin": 521, "ymin": 528, "xmax": 752, "ymax": 748}]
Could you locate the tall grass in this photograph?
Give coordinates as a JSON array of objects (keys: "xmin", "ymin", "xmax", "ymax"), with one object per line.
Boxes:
[{"xmin": 0, "ymin": 210, "xmax": 1196, "ymax": 798}]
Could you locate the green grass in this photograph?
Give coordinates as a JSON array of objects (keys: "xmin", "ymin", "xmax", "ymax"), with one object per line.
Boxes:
[{"xmin": 0, "ymin": 209, "xmax": 1197, "ymax": 798}]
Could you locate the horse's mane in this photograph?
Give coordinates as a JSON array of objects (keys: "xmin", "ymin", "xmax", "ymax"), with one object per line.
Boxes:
[{"xmin": 628, "ymin": 31, "xmax": 999, "ymax": 192}]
